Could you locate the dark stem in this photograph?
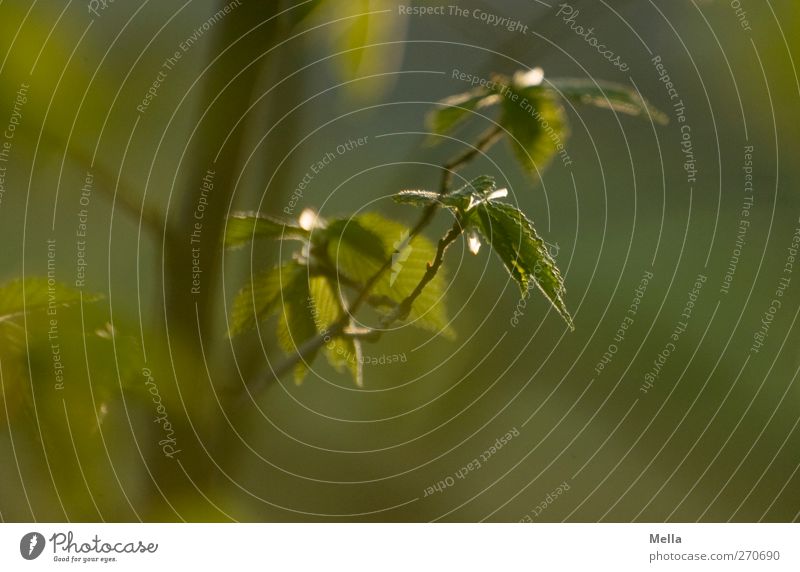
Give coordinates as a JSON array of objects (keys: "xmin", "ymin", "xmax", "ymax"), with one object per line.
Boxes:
[
  {"xmin": 380, "ymin": 220, "xmax": 463, "ymax": 326},
  {"xmin": 439, "ymin": 125, "xmax": 503, "ymax": 193}
]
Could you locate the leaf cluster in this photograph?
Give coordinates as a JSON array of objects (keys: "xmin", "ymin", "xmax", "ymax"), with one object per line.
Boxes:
[
  {"xmin": 226, "ymin": 210, "xmax": 452, "ymax": 385},
  {"xmin": 427, "ymin": 70, "xmax": 667, "ymax": 177},
  {"xmin": 396, "ymin": 176, "xmax": 572, "ymax": 328}
]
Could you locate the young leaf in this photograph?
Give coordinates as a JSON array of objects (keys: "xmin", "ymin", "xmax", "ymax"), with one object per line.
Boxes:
[
  {"xmin": 0, "ymin": 277, "xmax": 101, "ymax": 350},
  {"xmin": 394, "ymin": 176, "xmax": 505, "ymax": 213},
  {"xmin": 228, "ymin": 262, "xmax": 299, "ymax": 337},
  {"xmin": 306, "ymin": 275, "xmax": 360, "ymax": 386},
  {"xmin": 325, "ymin": 333, "xmax": 364, "ymax": 388},
  {"xmin": 469, "ymin": 201, "xmax": 573, "ymax": 329},
  {"xmin": 321, "ymin": 217, "xmax": 388, "ymax": 262},
  {"xmin": 393, "ymin": 189, "xmax": 443, "ymax": 208},
  {"xmin": 0, "ymin": 277, "xmax": 99, "ymax": 323},
  {"xmin": 228, "ymin": 261, "xmax": 316, "ymax": 382},
  {"xmin": 427, "ymin": 87, "xmax": 493, "ymax": 137},
  {"xmin": 325, "ymin": 213, "xmax": 454, "ymax": 337},
  {"xmin": 225, "ymin": 212, "xmax": 309, "ymax": 249},
  {"xmin": 547, "ymin": 78, "xmax": 669, "ymax": 125},
  {"xmin": 274, "ymin": 268, "xmax": 318, "ymax": 384},
  {"xmin": 498, "ymin": 84, "xmax": 569, "ymax": 176}
]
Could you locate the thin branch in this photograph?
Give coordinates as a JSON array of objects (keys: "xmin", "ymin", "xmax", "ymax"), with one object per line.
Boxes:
[
  {"xmin": 439, "ymin": 125, "xmax": 503, "ymax": 193},
  {"xmin": 313, "ymin": 265, "xmax": 398, "ymax": 309},
  {"xmin": 244, "ymin": 124, "xmax": 503, "ymax": 398},
  {"xmin": 380, "ymin": 221, "xmax": 463, "ymax": 327}
]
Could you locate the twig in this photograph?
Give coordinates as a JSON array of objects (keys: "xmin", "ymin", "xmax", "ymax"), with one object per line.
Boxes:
[
  {"xmin": 245, "ymin": 124, "xmax": 503, "ymax": 398},
  {"xmin": 440, "ymin": 125, "xmax": 503, "ymax": 193},
  {"xmin": 380, "ymin": 221, "xmax": 463, "ymax": 327}
]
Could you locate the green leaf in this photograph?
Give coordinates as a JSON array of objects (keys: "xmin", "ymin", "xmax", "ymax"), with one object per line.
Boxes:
[
  {"xmin": 469, "ymin": 202, "xmax": 573, "ymax": 329},
  {"xmin": 547, "ymin": 78, "xmax": 668, "ymax": 125},
  {"xmin": 499, "ymin": 84, "xmax": 569, "ymax": 176},
  {"xmin": 275, "ymin": 268, "xmax": 318, "ymax": 384},
  {"xmin": 326, "ymin": 335, "xmax": 364, "ymax": 387},
  {"xmin": 327, "ymin": 0, "xmax": 405, "ymax": 100},
  {"xmin": 325, "ymin": 213, "xmax": 454, "ymax": 338},
  {"xmin": 308, "ymin": 275, "xmax": 364, "ymax": 386},
  {"xmin": 229, "ymin": 261, "xmax": 316, "ymax": 383},
  {"xmin": 393, "ymin": 189, "xmax": 443, "ymax": 208},
  {"xmin": 394, "ymin": 176, "xmax": 505, "ymax": 213},
  {"xmin": 228, "ymin": 262, "xmax": 299, "ymax": 337},
  {"xmin": 0, "ymin": 277, "xmax": 99, "ymax": 323},
  {"xmin": 225, "ymin": 212, "xmax": 309, "ymax": 249},
  {"xmin": 0, "ymin": 277, "xmax": 102, "ymax": 354},
  {"xmin": 427, "ymin": 87, "xmax": 494, "ymax": 137},
  {"xmin": 321, "ymin": 217, "xmax": 387, "ymax": 262},
  {"xmin": 230, "ymin": 263, "xmax": 367, "ymax": 385},
  {"xmin": 282, "ymin": 0, "xmax": 322, "ymax": 30}
]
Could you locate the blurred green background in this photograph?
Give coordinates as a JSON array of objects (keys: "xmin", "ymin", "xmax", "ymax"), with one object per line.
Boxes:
[{"xmin": 0, "ymin": 0, "xmax": 798, "ymax": 522}]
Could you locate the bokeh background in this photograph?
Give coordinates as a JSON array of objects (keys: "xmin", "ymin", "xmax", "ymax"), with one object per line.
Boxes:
[{"xmin": 0, "ymin": 0, "xmax": 798, "ymax": 522}]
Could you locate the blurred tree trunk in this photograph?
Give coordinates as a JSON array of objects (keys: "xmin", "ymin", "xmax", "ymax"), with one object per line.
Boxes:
[
  {"xmin": 164, "ymin": 1, "xmax": 284, "ymax": 340},
  {"xmin": 156, "ymin": 0, "xmax": 294, "ymax": 517}
]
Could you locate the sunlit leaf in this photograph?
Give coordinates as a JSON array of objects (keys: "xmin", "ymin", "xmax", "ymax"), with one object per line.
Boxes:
[
  {"xmin": 229, "ymin": 261, "xmax": 320, "ymax": 382},
  {"xmin": 469, "ymin": 201, "xmax": 573, "ymax": 329},
  {"xmin": 393, "ymin": 189, "xmax": 444, "ymax": 208},
  {"xmin": 498, "ymin": 84, "xmax": 568, "ymax": 176},
  {"xmin": 275, "ymin": 267, "xmax": 318, "ymax": 384},
  {"xmin": 427, "ymin": 87, "xmax": 494, "ymax": 137},
  {"xmin": 225, "ymin": 212, "xmax": 309, "ymax": 249},
  {"xmin": 394, "ymin": 176, "xmax": 505, "ymax": 213},
  {"xmin": 0, "ymin": 277, "xmax": 96, "ymax": 322},
  {"xmin": 322, "ymin": 217, "xmax": 387, "ymax": 262},
  {"xmin": 228, "ymin": 262, "xmax": 299, "ymax": 337},
  {"xmin": 325, "ymin": 333, "xmax": 364, "ymax": 388},
  {"xmin": 326, "ymin": 0, "xmax": 407, "ymax": 100},
  {"xmin": 309, "ymin": 275, "xmax": 365, "ymax": 386},
  {"xmin": 547, "ymin": 78, "xmax": 669, "ymax": 125},
  {"xmin": 325, "ymin": 213, "xmax": 453, "ymax": 337}
]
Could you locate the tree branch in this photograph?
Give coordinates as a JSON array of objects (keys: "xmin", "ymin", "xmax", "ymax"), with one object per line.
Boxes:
[
  {"xmin": 243, "ymin": 124, "xmax": 503, "ymax": 399},
  {"xmin": 380, "ymin": 220, "xmax": 463, "ymax": 327}
]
